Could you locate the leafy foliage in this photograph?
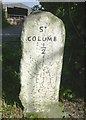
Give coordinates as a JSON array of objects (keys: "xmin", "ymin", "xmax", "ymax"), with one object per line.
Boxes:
[
  {"xmin": 2, "ymin": 41, "xmax": 22, "ymax": 108},
  {"xmin": 40, "ymin": 2, "xmax": 84, "ymax": 98},
  {"xmin": 60, "ymin": 87, "xmax": 75, "ymax": 101}
]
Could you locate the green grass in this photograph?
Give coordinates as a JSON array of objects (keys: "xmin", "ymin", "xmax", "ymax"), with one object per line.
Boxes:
[{"xmin": 2, "ymin": 99, "xmax": 23, "ymax": 118}]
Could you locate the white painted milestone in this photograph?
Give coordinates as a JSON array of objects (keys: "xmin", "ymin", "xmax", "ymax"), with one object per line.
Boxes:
[{"xmin": 19, "ymin": 11, "xmax": 65, "ymax": 114}]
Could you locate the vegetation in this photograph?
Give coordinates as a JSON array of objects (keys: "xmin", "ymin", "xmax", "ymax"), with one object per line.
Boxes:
[{"xmin": 40, "ymin": 2, "xmax": 84, "ymax": 98}]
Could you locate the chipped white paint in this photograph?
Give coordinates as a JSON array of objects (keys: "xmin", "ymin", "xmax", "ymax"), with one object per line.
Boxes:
[{"xmin": 19, "ymin": 11, "xmax": 65, "ymax": 114}]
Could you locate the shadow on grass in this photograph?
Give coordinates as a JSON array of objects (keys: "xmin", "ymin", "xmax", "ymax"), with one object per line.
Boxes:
[{"xmin": 2, "ymin": 40, "xmax": 23, "ymax": 110}]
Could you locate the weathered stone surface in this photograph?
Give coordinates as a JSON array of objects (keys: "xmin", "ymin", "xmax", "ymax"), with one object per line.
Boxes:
[{"xmin": 19, "ymin": 11, "xmax": 65, "ymax": 114}]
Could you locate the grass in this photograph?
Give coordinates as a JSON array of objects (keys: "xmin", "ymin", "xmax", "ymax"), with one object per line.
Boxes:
[{"xmin": 2, "ymin": 99, "xmax": 23, "ymax": 118}]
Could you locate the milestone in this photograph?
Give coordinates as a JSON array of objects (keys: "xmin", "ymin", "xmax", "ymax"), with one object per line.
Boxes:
[{"xmin": 27, "ymin": 36, "xmax": 57, "ymax": 42}]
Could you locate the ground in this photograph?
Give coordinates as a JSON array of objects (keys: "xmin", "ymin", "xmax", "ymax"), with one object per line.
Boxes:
[{"xmin": 2, "ymin": 98, "xmax": 85, "ymax": 118}]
